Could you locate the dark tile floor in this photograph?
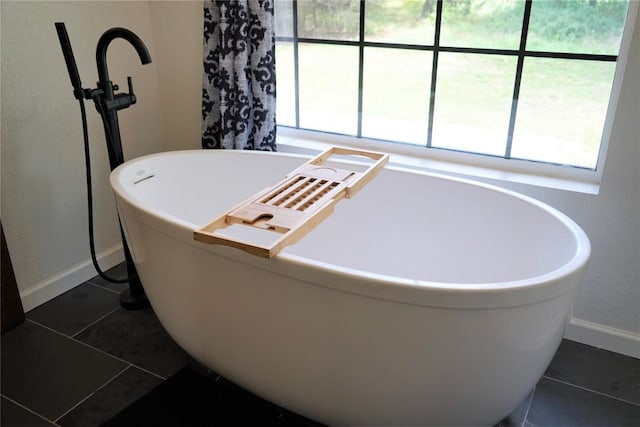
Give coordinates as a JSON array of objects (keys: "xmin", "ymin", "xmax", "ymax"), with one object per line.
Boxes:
[{"xmin": 2, "ymin": 263, "xmax": 639, "ymax": 426}]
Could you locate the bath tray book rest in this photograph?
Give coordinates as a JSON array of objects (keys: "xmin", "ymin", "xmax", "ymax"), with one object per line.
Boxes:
[{"xmin": 194, "ymin": 147, "xmax": 389, "ymax": 258}]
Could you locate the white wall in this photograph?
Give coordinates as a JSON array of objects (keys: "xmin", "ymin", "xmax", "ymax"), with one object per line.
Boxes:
[
  {"xmin": 148, "ymin": 1, "xmax": 203, "ymax": 151},
  {"xmin": 2, "ymin": 0, "xmax": 638, "ymax": 356},
  {"xmin": 1, "ymin": 0, "xmax": 167, "ymax": 309}
]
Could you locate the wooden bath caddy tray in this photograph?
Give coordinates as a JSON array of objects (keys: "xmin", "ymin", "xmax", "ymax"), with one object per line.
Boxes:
[{"xmin": 194, "ymin": 147, "xmax": 389, "ymax": 258}]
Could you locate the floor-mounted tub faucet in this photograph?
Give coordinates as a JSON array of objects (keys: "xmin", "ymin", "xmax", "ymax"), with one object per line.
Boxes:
[{"xmin": 55, "ymin": 23, "xmax": 152, "ymax": 310}]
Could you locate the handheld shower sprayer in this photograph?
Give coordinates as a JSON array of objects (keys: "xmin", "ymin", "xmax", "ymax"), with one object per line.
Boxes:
[
  {"xmin": 55, "ymin": 22, "xmax": 151, "ymax": 310},
  {"xmin": 55, "ymin": 23, "xmax": 84, "ymax": 100}
]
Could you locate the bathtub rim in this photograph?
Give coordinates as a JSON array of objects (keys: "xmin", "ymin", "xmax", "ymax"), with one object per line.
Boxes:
[{"xmin": 110, "ymin": 149, "xmax": 591, "ymax": 310}]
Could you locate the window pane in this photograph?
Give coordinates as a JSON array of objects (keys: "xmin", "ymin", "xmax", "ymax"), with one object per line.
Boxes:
[
  {"xmin": 298, "ymin": 44, "xmax": 359, "ymax": 135},
  {"xmin": 275, "ymin": 0, "xmax": 294, "ymax": 37},
  {"xmin": 432, "ymin": 53, "xmax": 516, "ymax": 156},
  {"xmin": 511, "ymin": 58, "xmax": 616, "ymax": 168},
  {"xmin": 297, "ymin": 0, "xmax": 359, "ymax": 40},
  {"xmin": 440, "ymin": 0, "xmax": 524, "ymax": 50},
  {"xmin": 275, "ymin": 42, "xmax": 296, "ymax": 126},
  {"xmin": 527, "ymin": 0, "xmax": 629, "ymax": 55},
  {"xmin": 362, "ymin": 48, "xmax": 431, "ymax": 145},
  {"xmin": 364, "ymin": 0, "xmax": 435, "ymax": 45}
]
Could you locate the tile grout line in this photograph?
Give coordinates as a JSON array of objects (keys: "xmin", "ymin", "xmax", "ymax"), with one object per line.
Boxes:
[
  {"xmin": 53, "ymin": 364, "xmax": 132, "ymax": 423},
  {"xmin": 520, "ymin": 386, "xmax": 536, "ymax": 427},
  {"xmin": 1, "ymin": 393, "xmax": 61, "ymax": 426},
  {"xmin": 86, "ymin": 279, "xmax": 127, "ymax": 295},
  {"xmin": 542, "ymin": 375, "xmax": 640, "ymax": 407},
  {"xmin": 25, "ymin": 319, "xmax": 168, "ymax": 381},
  {"xmin": 71, "ymin": 305, "xmax": 122, "ymax": 338}
]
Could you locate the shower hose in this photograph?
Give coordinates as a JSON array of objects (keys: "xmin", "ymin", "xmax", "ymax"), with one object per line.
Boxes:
[{"xmin": 75, "ymin": 93, "xmax": 137, "ymax": 284}]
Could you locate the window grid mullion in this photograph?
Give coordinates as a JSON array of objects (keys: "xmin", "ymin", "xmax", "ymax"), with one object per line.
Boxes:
[
  {"xmin": 427, "ymin": 0, "xmax": 444, "ymax": 148},
  {"xmin": 274, "ymin": 36, "xmax": 618, "ymax": 63},
  {"xmin": 292, "ymin": 0, "xmax": 300, "ymax": 128},
  {"xmin": 505, "ymin": 0, "xmax": 533, "ymax": 159},
  {"xmin": 357, "ymin": 0, "xmax": 366, "ymax": 138}
]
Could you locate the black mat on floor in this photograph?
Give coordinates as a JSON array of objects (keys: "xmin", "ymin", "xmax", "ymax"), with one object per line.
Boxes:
[{"xmin": 101, "ymin": 366, "xmax": 325, "ymax": 427}]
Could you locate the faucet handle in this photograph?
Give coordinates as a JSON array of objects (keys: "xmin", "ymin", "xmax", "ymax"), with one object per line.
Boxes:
[
  {"xmin": 104, "ymin": 76, "xmax": 136, "ymax": 111},
  {"xmin": 111, "ymin": 77, "xmax": 133, "ymax": 96},
  {"xmin": 126, "ymin": 76, "xmax": 137, "ymax": 106},
  {"xmin": 127, "ymin": 76, "xmax": 135, "ymax": 96}
]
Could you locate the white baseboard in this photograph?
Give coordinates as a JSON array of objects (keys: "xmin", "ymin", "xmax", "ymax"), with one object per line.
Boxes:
[
  {"xmin": 566, "ymin": 317, "xmax": 640, "ymax": 358},
  {"xmin": 20, "ymin": 245, "xmax": 124, "ymax": 312}
]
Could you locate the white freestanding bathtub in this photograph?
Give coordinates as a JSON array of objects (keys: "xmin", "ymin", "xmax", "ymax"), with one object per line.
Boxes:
[{"xmin": 110, "ymin": 149, "xmax": 590, "ymax": 426}]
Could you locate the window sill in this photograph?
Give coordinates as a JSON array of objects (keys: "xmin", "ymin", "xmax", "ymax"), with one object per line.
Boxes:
[{"xmin": 276, "ymin": 127, "xmax": 601, "ymax": 195}]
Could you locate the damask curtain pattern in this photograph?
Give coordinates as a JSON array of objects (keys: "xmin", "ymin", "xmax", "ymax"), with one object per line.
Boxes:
[{"xmin": 202, "ymin": 0, "xmax": 277, "ymax": 150}]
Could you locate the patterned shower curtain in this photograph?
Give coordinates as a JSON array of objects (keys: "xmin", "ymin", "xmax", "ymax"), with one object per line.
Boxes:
[{"xmin": 202, "ymin": 0, "xmax": 277, "ymax": 150}]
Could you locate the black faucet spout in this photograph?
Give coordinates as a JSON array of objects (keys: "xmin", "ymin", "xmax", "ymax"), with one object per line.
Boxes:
[{"xmin": 96, "ymin": 27, "xmax": 152, "ymax": 83}]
